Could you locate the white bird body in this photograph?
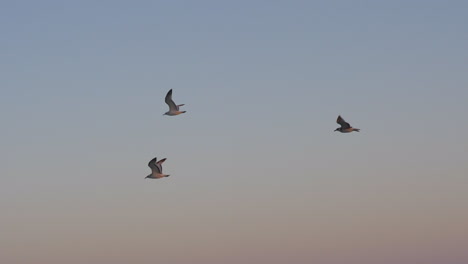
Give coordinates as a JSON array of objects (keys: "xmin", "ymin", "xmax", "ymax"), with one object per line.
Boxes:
[
  {"xmin": 338, "ymin": 127, "xmax": 359, "ymax": 133},
  {"xmin": 164, "ymin": 89, "xmax": 186, "ymax": 116}
]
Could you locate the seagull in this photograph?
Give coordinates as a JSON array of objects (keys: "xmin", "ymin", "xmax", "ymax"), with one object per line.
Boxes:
[
  {"xmin": 145, "ymin": 157, "xmax": 170, "ymax": 179},
  {"xmin": 335, "ymin": 115, "xmax": 360, "ymax": 133},
  {"xmin": 164, "ymin": 89, "xmax": 186, "ymax": 116}
]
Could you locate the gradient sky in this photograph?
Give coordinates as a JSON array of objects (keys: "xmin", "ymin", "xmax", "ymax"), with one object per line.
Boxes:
[{"xmin": 1, "ymin": 1, "xmax": 468, "ymax": 263}]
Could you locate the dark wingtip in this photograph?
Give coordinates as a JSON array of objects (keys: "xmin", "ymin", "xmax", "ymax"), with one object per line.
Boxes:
[{"xmin": 148, "ymin": 157, "xmax": 157, "ymax": 166}]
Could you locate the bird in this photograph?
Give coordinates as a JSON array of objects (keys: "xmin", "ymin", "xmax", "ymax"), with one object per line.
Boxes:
[
  {"xmin": 145, "ymin": 157, "xmax": 170, "ymax": 179},
  {"xmin": 334, "ymin": 115, "xmax": 360, "ymax": 133},
  {"xmin": 164, "ymin": 89, "xmax": 186, "ymax": 116}
]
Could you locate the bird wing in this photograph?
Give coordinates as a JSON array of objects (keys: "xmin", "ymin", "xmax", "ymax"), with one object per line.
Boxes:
[
  {"xmin": 165, "ymin": 89, "xmax": 178, "ymax": 111},
  {"xmin": 156, "ymin": 158, "xmax": 166, "ymax": 173},
  {"xmin": 148, "ymin": 157, "xmax": 161, "ymax": 173},
  {"xmin": 337, "ymin": 115, "xmax": 351, "ymax": 129}
]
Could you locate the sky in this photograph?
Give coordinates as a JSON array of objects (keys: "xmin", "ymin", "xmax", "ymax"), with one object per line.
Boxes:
[{"xmin": 1, "ymin": 0, "xmax": 467, "ymax": 263}]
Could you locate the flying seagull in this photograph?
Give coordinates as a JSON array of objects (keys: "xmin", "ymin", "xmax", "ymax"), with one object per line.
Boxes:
[
  {"xmin": 164, "ymin": 89, "xmax": 186, "ymax": 116},
  {"xmin": 145, "ymin": 157, "xmax": 170, "ymax": 179},
  {"xmin": 335, "ymin": 115, "xmax": 360, "ymax": 133}
]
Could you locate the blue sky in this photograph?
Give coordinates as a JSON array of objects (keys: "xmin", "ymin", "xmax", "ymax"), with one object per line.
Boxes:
[{"xmin": 1, "ymin": 1, "xmax": 467, "ymax": 263}]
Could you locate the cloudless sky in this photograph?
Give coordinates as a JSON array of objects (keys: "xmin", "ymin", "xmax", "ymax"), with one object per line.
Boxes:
[{"xmin": 1, "ymin": 1, "xmax": 467, "ymax": 264}]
